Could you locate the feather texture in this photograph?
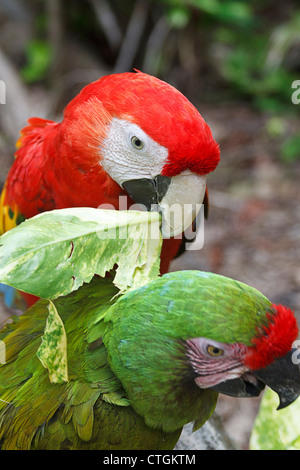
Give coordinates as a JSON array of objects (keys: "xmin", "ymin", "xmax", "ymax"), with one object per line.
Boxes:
[
  {"xmin": 0, "ymin": 271, "xmax": 297, "ymax": 449},
  {"xmin": 0, "ymin": 275, "xmax": 184, "ymax": 449},
  {"xmin": 0, "ymin": 72, "xmax": 220, "ymax": 285}
]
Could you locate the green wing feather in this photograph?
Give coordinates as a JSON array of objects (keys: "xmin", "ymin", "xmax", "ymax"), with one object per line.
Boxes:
[
  {"xmin": 0, "ymin": 270, "xmax": 274, "ymax": 450},
  {"xmin": 0, "ymin": 276, "xmax": 133, "ymax": 449}
]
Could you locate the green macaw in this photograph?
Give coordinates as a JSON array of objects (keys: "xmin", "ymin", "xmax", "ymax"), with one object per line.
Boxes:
[{"xmin": 0, "ymin": 270, "xmax": 299, "ymax": 450}]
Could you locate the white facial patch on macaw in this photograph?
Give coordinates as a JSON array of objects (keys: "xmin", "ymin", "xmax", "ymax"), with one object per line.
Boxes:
[
  {"xmin": 99, "ymin": 117, "xmax": 206, "ymax": 237},
  {"xmin": 100, "ymin": 118, "xmax": 169, "ymax": 186}
]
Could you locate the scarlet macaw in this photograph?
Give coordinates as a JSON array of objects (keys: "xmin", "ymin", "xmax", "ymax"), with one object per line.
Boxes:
[{"xmin": 0, "ymin": 71, "xmax": 220, "ymax": 306}]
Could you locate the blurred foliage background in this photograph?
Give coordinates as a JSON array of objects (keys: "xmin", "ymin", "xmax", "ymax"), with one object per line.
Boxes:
[
  {"xmin": 0, "ymin": 0, "xmax": 300, "ymax": 157},
  {"xmin": 0, "ymin": 0, "xmax": 300, "ymax": 449}
]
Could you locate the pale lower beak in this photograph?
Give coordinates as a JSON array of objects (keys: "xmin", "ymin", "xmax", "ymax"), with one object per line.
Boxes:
[
  {"xmin": 158, "ymin": 171, "xmax": 206, "ymax": 238},
  {"xmin": 122, "ymin": 170, "xmax": 206, "ymax": 238}
]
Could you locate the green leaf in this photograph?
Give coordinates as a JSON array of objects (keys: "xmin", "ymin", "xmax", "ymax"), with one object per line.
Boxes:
[
  {"xmin": 21, "ymin": 39, "xmax": 52, "ymax": 84},
  {"xmin": 192, "ymin": 0, "xmax": 252, "ymax": 22},
  {"xmin": 281, "ymin": 134, "xmax": 300, "ymax": 162},
  {"xmin": 167, "ymin": 7, "xmax": 190, "ymax": 29},
  {"xmin": 0, "ymin": 208, "xmax": 162, "ymax": 298},
  {"xmin": 36, "ymin": 300, "xmax": 68, "ymax": 384},
  {"xmin": 250, "ymin": 388, "xmax": 300, "ymax": 450}
]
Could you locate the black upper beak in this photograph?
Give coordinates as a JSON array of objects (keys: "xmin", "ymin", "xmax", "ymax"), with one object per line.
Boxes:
[
  {"xmin": 122, "ymin": 175, "xmax": 171, "ymax": 211},
  {"xmin": 211, "ymin": 349, "xmax": 300, "ymax": 410},
  {"xmin": 255, "ymin": 349, "xmax": 300, "ymax": 409}
]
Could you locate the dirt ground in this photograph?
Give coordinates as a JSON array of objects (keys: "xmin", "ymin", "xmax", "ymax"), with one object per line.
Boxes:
[{"xmin": 0, "ymin": 101, "xmax": 300, "ymax": 449}]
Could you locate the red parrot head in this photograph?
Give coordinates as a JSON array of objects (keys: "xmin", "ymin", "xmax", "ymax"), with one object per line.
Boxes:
[{"xmin": 59, "ymin": 71, "xmax": 220, "ymax": 237}]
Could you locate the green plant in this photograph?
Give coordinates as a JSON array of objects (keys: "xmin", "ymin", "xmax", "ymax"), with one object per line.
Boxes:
[{"xmin": 21, "ymin": 39, "xmax": 52, "ymax": 84}]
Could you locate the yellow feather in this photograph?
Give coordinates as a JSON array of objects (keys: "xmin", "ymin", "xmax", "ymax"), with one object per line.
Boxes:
[{"xmin": 0, "ymin": 184, "xmax": 24, "ymax": 235}]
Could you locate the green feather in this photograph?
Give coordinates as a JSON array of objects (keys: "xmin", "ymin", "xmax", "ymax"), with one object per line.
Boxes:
[
  {"xmin": 103, "ymin": 270, "xmax": 272, "ymax": 433},
  {"xmin": 0, "ymin": 271, "xmax": 276, "ymax": 449}
]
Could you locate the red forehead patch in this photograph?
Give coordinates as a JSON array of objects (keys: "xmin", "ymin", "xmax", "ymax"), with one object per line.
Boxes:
[{"xmin": 244, "ymin": 304, "xmax": 298, "ymax": 370}]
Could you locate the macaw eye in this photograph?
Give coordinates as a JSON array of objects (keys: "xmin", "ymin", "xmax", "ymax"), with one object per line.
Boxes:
[
  {"xmin": 131, "ymin": 136, "xmax": 144, "ymax": 150},
  {"xmin": 207, "ymin": 345, "xmax": 224, "ymax": 357}
]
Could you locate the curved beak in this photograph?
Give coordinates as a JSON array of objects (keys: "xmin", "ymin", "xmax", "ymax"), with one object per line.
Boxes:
[
  {"xmin": 211, "ymin": 349, "xmax": 300, "ymax": 410},
  {"xmin": 122, "ymin": 171, "xmax": 206, "ymax": 238}
]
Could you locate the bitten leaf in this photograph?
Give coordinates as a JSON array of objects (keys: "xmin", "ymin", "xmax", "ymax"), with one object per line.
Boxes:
[{"xmin": 0, "ymin": 208, "xmax": 162, "ymax": 298}]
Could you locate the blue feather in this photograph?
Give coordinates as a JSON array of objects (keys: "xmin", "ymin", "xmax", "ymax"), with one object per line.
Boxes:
[{"xmin": 0, "ymin": 283, "xmax": 17, "ymax": 308}]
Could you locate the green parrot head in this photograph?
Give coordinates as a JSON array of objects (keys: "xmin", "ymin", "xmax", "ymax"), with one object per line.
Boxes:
[{"xmin": 103, "ymin": 270, "xmax": 300, "ymax": 433}]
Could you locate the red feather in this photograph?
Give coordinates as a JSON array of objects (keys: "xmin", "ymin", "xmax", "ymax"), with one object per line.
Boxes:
[
  {"xmin": 1, "ymin": 72, "xmax": 220, "ymax": 306},
  {"xmin": 245, "ymin": 304, "xmax": 298, "ymax": 369},
  {"xmin": 61, "ymin": 72, "xmax": 220, "ymax": 177}
]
